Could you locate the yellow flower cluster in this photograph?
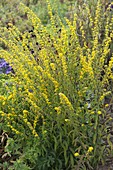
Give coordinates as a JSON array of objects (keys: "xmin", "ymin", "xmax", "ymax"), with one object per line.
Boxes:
[
  {"xmin": 88, "ymin": 146, "xmax": 94, "ymax": 153},
  {"xmin": 22, "ymin": 110, "xmax": 39, "ymax": 137},
  {"xmin": 54, "ymin": 106, "xmax": 61, "ymax": 114},
  {"xmin": 59, "ymin": 93, "xmax": 74, "ymax": 111},
  {"xmin": 80, "ymin": 55, "xmax": 94, "ymax": 78},
  {"xmin": 74, "ymin": 152, "xmax": 79, "ymax": 157},
  {"xmin": 59, "ymin": 53, "xmax": 68, "ymax": 76},
  {"xmin": 97, "ymin": 111, "xmax": 102, "ymax": 115}
]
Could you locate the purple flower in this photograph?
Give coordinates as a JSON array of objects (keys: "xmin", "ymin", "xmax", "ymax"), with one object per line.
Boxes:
[
  {"xmin": 105, "ymin": 3, "xmax": 113, "ymax": 11},
  {"xmin": 0, "ymin": 58, "xmax": 14, "ymax": 74}
]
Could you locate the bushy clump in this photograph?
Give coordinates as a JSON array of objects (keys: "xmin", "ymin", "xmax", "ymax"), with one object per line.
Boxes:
[{"xmin": 0, "ymin": 0, "xmax": 113, "ymax": 169}]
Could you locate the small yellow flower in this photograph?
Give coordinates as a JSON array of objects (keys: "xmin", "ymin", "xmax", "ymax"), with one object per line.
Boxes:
[
  {"xmin": 74, "ymin": 152, "xmax": 79, "ymax": 157},
  {"xmin": 97, "ymin": 111, "xmax": 102, "ymax": 115},
  {"xmin": 88, "ymin": 146, "xmax": 93, "ymax": 153},
  {"xmin": 65, "ymin": 119, "xmax": 70, "ymax": 122},
  {"xmin": 50, "ymin": 63, "xmax": 56, "ymax": 71},
  {"xmin": 2, "ymin": 102, "xmax": 5, "ymax": 105},
  {"xmin": 100, "ymin": 96, "xmax": 104, "ymax": 101},
  {"xmin": 0, "ymin": 111, "xmax": 5, "ymax": 116},
  {"xmin": 109, "ymin": 117, "xmax": 112, "ymax": 120},
  {"xmin": 43, "ymin": 130, "xmax": 47, "ymax": 134},
  {"xmin": 90, "ymin": 111, "xmax": 95, "ymax": 114},
  {"xmin": 23, "ymin": 110, "xmax": 28, "ymax": 114},
  {"xmin": 80, "ymin": 75, "xmax": 83, "ymax": 79},
  {"xmin": 105, "ymin": 104, "xmax": 109, "ymax": 107},
  {"xmin": 8, "ymin": 95, "xmax": 13, "ymax": 100},
  {"xmin": 54, "ymin": 106, "xmax": 61, "ymax": 114},
  {"xmin": 82, "ymin": 124, "xmax": 84, "ymax": 127}
]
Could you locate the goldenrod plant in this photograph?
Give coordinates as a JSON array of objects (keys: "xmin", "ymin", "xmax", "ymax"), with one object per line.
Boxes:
[{"xmin": 0, "ymin": 0, "xmax": 113, "ymax": 169}]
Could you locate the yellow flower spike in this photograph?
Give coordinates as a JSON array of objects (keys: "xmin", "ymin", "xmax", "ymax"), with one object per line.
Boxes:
[
  {"xmin": 46, "ymin": 73, "xmax": 59, "ymax": 92},
  {"xmin": 42, "ymin": 93, "xmax": 51, "ymax": 105},
  {"xmin": 74, "ymin": 152, "xmax": 79, "ymax": 157},
  {"xmin": 0, "ymin": 96, "xmax": 6, "ymax": 101},
  {"xmin": 33, "ymin": 115, "xmax": 39, "ymax": 129},
  {"xmin": 32, "ymin": 129, "xmax": 39, "ymax": 137},
  {"xmin": 59, "ymin": 53, "xmax": 68, "ymax": 76},
  {"xmin": 59, "ymin": 92, "xmax": 74, "ymax": 111},
  {"xmin": 23, "ymin": 110, "xmax": 29, "ymax": 119},
  {"xmin": 50, "ymin": 63, "xmax": 56, "ymax": 71},
  {"xmin": 7, "ymin": 122, "xmax": 21, "ymax": 135},
  {"xmin": 88, "ymin": 146, "xmax": 93, "ymax": 153}
]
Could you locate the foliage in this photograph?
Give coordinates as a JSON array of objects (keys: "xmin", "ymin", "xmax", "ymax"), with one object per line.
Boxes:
[
  {"xmin": 0, "ymin": 0, "xmax": 113, "ymax": 169},
  {"xmin": 0, "ymin": 0, "xmax": 69, "ymax": 32}
]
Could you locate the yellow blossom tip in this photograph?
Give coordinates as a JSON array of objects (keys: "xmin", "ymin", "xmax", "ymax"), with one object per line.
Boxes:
[
  {"xmin": 97, "ymin": 111, "xmax": 102, "ymax": 115},
  {"xmin": 74, "ymin": 152, "xmax": 79, "ymax": 157},
  {"xmin": 65, "ymin": 119, "xmax": 70, "ymax": 122},
  {"xmin": 23, "ymin": 110, "xmax": 28, "ymax": 114},
  {"xmin": 105, "ymin": 104, "xmax": 109, "ymax": 107},
  {"xmin": 88, "ymin": 146, "xmax": 93, "ymax": 152}
]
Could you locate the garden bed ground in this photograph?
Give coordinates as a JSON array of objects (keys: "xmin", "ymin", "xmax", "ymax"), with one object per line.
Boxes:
[{"xmin": 0, "ymin": 133, "xmax": 113, "ymax": 170}]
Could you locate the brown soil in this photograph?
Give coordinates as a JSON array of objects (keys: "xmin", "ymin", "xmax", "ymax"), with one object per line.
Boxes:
[{"xmin": 96, "ymin": 158, "xmax": 113, "ymax": 170}]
